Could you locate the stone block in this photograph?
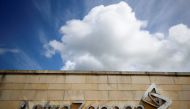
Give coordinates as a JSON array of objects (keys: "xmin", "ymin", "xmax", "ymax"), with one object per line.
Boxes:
[
  {"xmin": 21, "ymin": 90, "xmax": 36, "ymax": 100},
  {"xmin": 64, "ymin": 90, "xmax": 84, "ymax": 100},
  {"xmin": 0, "ymin": 101, "xmax": 20, "ymax": 109},
  {"xmin": 24, "ymin": 83, "xmax": 48, "ymax": 90},
  {"xmin": 65, "ymin": 75, "xmax": 86, "ymax": 83},
  {"xmin": 179, "ymin": 91, "xmax": 190, "ymax": 100},
  {"xmin": 160, "ymin": 91, "xmax": 179, "ymax": 100},
  {"xmin": 158, "ymin": 85, "xmax": 182, "ymax": 91},
  {"xmin": 182, "ymin": 85, "xmax": 190, "ymax": 90},
  {"xmin": 39, "ymin": 75, "xmax": 65, "ymax": 83},
  {"xmin": 131, "ymin": 76, "xmax": 150, "ymax": 84},
  {"xmin": 26, "ymin": 75, "xmax": 41, "ymax": 83},
  {"xmin": 0, "ymin": 90, "xmax": 21, "ymax": 100},
  {"xmin": 72, "ymin": 84, "xmax": 98, "ymax": 90},
  {"xmin": 150, "ymin": 76, "xmax": 175, "ymax": 84},
  {"xmin": 118, "ymin": 84, "xmax": 148, "ymax": 90},
  {"xmin": 169, "ymin": 101, "xmax": 180, "ymax": 109},
  {"xmin": 21, "ymin": 90, "xmax": 48, "ymax": 100},
  {"xmin": 34, "ymin": 90, "xmax": 48, "ymax": 100},
  {"xmin": 55, "ymin": 75, "xmax": 65, "ymax": 83},
  {"xmin": 98, "ymin": 84, "xmax": 117, "ymax": 90},
  {"xmin": 39, "ymin": 75, "xmax": 59, "ymax": 83},
  {"xmin": 117, "ymin": 76, "xmax": 131, "ymax": 83},
  {"xmin": 86, "ymin": 75, "xmax": 98, "ymax": 83},
  {"xmin": 47, "ymin": 90, "xmax": 64, "ymax": 100},
  {"xmin": 116, "ymin": 101, "xmax": 140, "ymax": 106},
  {"xmin": 170, "ymin": 101, "xmax": 190, "ymax": 109},
  {"xmin": 108, "ymin": 91, "xmax": 133, "ymax": 100},
  {"xmin": 174, "ymin": 77, "xmax": 190, "ymax": 84},
  {"xmin": 98, "ymin": 75, "xmax": 108, "ymax": 83},
  {"xmin": 86, "ymin": 75, "xmax": 108, "ymax": 83},
  {"xmin": 0, "ymin": 83, "xmax": 25, "ymax": 89},
  {"xmin": 2, "ymin": 75, "xmax": 27, "ymax": 83},
  {"xmin": 107, "ymin": 75, "xmax": 118, "ymax": 83},
  {"xmin": 48, "ymin": 83, "xmax": 72, "ymax": 90},
  {"xmin": 181, "ymin": 102, "xmax": 190, "ymax": 109},
  {"xmin": 133, "ymin": 91, "xmax": 144, "ymax": 100},
  {"xmin": 85, "ymin": 91, "xmax": 108, "ymax": 100}
]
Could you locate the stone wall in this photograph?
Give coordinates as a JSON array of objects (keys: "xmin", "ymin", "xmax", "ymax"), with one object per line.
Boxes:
[{"xmin": 0, "ymin": 71, "xmax": 190, "ymax": 109}]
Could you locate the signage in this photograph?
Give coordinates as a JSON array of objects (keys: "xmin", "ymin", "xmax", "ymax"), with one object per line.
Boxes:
[
  {"xmin": 19, "ymin": 84, "xmax": 171, "ymax": 109},
  {"xmin": 19, "ymin": 101, "xmax": 144, "ymax": 109},
  {"xmin": 141, "ymin": 83, "xmax": 172, "ymax": 109}
]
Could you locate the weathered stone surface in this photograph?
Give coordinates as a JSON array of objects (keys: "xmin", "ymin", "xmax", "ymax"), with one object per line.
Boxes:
[
  {"xmin": 98, "ymin": 84, "xmax": 117, "ymax": 90},
  {"xmin": 118, "ymin": 84, "xmax": 148, "ymax": 90},
  {"xmin": 150, "ymin": 76, "xmax": 175, "ymax": 84},
  {"xmin": 34, "ymin": 90, "xmax": 48, "ymax": 100},
  {"xmin": 170, "ymin": 101, "xmax": 190, "ymax": 109},
  {"xmin": 0, "ymin": 71, "xmax": 190, "ymax": 109},
  {"xmin": 174, "ymin": 77, "xmax": 190, "ymax": 84},
  {"xmin": 0, "ymin": 90, "xmax": 21, "ymax": 100},
  {"xmin": 21, "ymin": 90, "xmax": 36, "ymax": 100},
  {"xmin": 1, "ymin": 75, "xmax": 27, "ymax": 83},
  {"xmin": 98, "ymin": 75, "xmax": 108, "ymax": 83},
  {"xmin": 117, "ymin": 76, "xmax": 131, "ymax": 83},
  {"xmin": 26, "ymin": 75, "xmax": 41, "ymax": 83},
  {"xmin": 65, "ymin": 75, "xmax": 86, "ymax": 83},
  {"xmin": 0, "ymin": 101, "xmax": 20, "ymax": 109},
  {"xmin": 133, "ymin": 91, "xmax": 144, "ymax": 100},
  {"xmin": 182, "ymin": 85, "xmax": 190, "ymax": 90},
  {"xmin": 47, "ymin": 90, "xmax": 64, "ymax": 100},
  {"xmin": 131, "ymin": 76, "xmax": 150, "ymax": 84},
  {"xmin": 24, "ymin": 83, "xmax": 49, "ymax": 90},
  {"xmin": 55, "ymin": 75, "xmax": 65, "ymax": 83},
  {"xmin": 64, "ymin": 90, "xmax": 85, "ymax": 100},
  {"xmin": 108, "ymin": 91, "xmax": 133, "ymax": 100},
  {"xmin": 160, "ymin": 91, "xmax": 179, "ymax": 100},
  {"xmin": 85, "ymin": 75, "xmax": 107, "ymax": 83},
  {"xmin": 85, "ymin": 91, "xmax": 108, "ymax": 100},
  {"xmin": 179, "ymin": 91, "xmax": 190, "ymax": 100},
  {"xmin": 0, "ymin": 83, "xmax": 25, "ymax": 89},
  {"xmin": 158, "ymin": 85, "xmax": 182, "ymax": 91},
  {"xmin": 86, "ymin": 75, "xmax": 99, "ymax": 83},
  {"xmin": 72, "ymin": 84, "xmax": 98, "ymax": 90},
  {"xmin": 107, "ymin": 75, "xmax": 118, "ymax": 83},
  {"xmin": 48, "ymin": 83, "xmax": 72, "ymax": 90}
]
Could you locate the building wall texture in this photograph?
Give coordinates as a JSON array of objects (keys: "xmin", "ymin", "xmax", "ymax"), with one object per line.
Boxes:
[{"xmin": 0, "ymin": 71, "xmax": 190, "ymax": 109}]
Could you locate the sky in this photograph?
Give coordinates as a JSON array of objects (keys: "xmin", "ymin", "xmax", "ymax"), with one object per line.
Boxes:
[{"xmin": 0, "ymin": 0, "xmax": 190, "ymax": 71}]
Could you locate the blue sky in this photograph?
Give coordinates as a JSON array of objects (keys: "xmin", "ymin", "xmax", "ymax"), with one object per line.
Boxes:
[{"xmin": 0, "ymin": 0, "xmax": 190, "ymax": 71}]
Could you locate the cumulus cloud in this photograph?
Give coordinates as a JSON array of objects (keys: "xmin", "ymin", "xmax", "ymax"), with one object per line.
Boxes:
[
  {"xmin": 44, "ymin": 2, "xmax": 190, "ymax": 71},
  {"xmin": 0, "ymin": 48, "xmax": 19, "ymax": 55}
]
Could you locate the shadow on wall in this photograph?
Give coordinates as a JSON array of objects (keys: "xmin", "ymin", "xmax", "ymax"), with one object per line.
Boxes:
[{"xmin": 0, "ymin": 74, "xmax": 6, "ymax": 98}]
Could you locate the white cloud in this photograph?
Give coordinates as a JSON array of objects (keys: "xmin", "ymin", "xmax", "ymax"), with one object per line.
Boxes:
[
  {"xmin": 44, "ymin": 40, "xmax": 64, "ymax": 58},
  {"xmin": 0, "ymin": 48, "xmax": 19, "ymax": 55},
  {"xmin": 45, "ymin": 2, "xmax": 190, "ymax": 71}
]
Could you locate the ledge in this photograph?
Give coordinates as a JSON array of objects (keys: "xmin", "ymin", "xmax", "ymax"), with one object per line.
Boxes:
[{"xmin": 0, "ymin": 70, "xmax": 190, "ymax": 76}]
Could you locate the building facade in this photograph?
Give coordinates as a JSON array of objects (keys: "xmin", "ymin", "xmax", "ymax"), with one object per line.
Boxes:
[{"xmin": 0, "ymin": 70, "xmax": 190, "ymax": 109}]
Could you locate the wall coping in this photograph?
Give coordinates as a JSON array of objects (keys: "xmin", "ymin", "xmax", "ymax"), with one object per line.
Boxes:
[{"xmin": 0, "ymin": 70, "xmax": 190, "ymax": 76}]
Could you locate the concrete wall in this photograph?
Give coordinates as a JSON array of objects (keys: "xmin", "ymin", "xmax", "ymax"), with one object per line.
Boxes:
[{"xmin": 0, "ymin": 71, "xmax": 190, "ymax": 109}]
